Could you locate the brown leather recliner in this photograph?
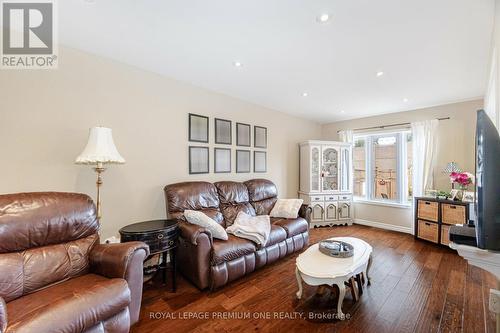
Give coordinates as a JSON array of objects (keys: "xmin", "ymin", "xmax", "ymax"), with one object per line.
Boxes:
[
  {"xmin": 0, "ymin": 192, "xmax": 150, "ymax": 333},
  {"xmin": 164, "ymin": 179, "xmax": 309, "ymax": 290}
]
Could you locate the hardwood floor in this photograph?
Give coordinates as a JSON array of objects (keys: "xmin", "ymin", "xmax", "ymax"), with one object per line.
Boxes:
[{"xmin": 133, "ymin": 225, "xmax": 496, "ymax": 333}]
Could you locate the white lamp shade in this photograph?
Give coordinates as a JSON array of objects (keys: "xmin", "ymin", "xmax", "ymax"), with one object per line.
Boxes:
[
  {"xmin": 75, "ymin": 127, "xmax": 125, "ymax": 164},
  {"xmin": 443, "ymin": 162, "xmax": 461, "ymax": 173}
]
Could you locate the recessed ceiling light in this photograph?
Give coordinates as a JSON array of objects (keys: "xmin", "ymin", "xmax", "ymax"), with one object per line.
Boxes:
[
  {"xmin": 376, "ymin": 71, "xmax": 384, "ymax": 77},
  {"xmin": 302, "ymin": 92, "xmax": 308, "ymax": 97},
  {"xmin": 340, "ymin": 110, "xmax": 345, "ymax": 113},
  {"xmin": 233, "ymin": 61, "xmax": 242, "ymax": 67},
  {"xmin": 317, "ymin": 14, "xmax": 330, "ymax": 23},
  {"xmin": 403, "ymin": 98, "xmax": 409, "ymax": 103}
]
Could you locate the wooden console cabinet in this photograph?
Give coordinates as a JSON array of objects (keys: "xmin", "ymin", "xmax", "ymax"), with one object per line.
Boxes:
[{"xmin": 414, "ymin": 197, "xmax": 470, "ymax": 246}]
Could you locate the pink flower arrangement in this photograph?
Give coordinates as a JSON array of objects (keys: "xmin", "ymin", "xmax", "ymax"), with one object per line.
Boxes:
[{"xmin": 450, "ymin": 172, "xmax": 474, "ymax": 187}]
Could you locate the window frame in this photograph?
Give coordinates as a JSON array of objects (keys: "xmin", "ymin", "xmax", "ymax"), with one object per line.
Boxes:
[{"xmin": 353, "ymin": 129, "xmax": 412, "ymax": 207}]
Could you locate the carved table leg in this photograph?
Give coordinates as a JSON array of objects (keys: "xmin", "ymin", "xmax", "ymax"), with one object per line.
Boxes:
[
  {"xmin": 348, "ymin": 277, "xmax": 359, "ymax": 302},
  {"xmin": 336, "ymin": 282, "xmax": 346, "ymax": 320},
  {"xmin": 355, "ymin": 274, "xmax": 363, "ymax": 295},
  {"xmin": 365, "ymin": 254, "xmax": 373, "ymax": 286},
  {"xmin": 295, "ymin": 267, "xmax": 303, "ymax": 299}
]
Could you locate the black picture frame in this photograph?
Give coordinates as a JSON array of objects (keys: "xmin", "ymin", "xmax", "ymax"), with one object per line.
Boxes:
[
  {"xmin": 189, "ymin": 146, "xmax": 209, "ymax": 174},
  {"xmin": 215, "ymin": 118, "xmax": 232, "ymax": 145},
  {"xmin": 188, "ymin": 113, "xmax": 209, "ymax": 143},
  {"xmin": 236, "ymin": 122, "xmax": 251, "ymax": 147},
  {"xmin": 236, "ymin": 149, "xmax": 251, "ymax": 173},
  {"xmin": 254, "ymin": 151, "xmax": 267, "ymax": 173},
  {"xmin": 214, "ymin": 148, "xmax": 231, "ymax": 173},
  {"xmin": 254, "ymin": 126, "xmax": 267, "ymax": 148}
]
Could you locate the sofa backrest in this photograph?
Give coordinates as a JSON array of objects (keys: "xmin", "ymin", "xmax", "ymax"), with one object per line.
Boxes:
[
  {"xmin": 164, "ymin": 179, "xmax": 278, "ymax": 228},
  {"xmin": 214, "ymin": 181, "xmax": 256, "ymax": 227},
  {"xmin": 245, "ymin": 179, "xmax": 278, "ymax": 215},
  {"xmin": 164, "ymin": 181, "xmax": 224, "ymax": 226},
  {"xmin": 0, "ymin": 192, "xmax": 99, "ymax": 302}
]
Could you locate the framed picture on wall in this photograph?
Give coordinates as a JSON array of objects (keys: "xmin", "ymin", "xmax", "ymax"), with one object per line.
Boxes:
[
  {"xmin": 214, "ymin": 148, "xmax": 231, "ymax": 173},
  {"xmin": 236, "ymin": 122, "xmax": 251, "ymax": 146},
  {"xmin": 254, "ymin": 126, "xmax": 267, "ymax": 148},
  {"xmin": 189, "ymin": 146, "xmax": 209, "ymax": 174},
  {"xmin": 189, "ymin": 113, "xmax": 209, "ymax": 143},
  {"xmin": 236, "ymin": 149, "xmax": 251, "ymax": 173},
  {"xmin": 215, "ymin": 118, "xmax": 232, "ymax": 144},
  {"xmin": 254, "ymin": 151, "xmax": 267, "ymax": 173}
]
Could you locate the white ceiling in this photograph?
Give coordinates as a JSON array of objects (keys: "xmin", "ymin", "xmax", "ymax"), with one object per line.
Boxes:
[{"xmin": 60, "ymin": 0, "xmax": 495, "ymax": 123}]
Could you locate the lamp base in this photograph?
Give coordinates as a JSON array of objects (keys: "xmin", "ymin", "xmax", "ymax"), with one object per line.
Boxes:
[{"xmin": 93, "ymin": 164, "xmax": 106, "ymax": 220}]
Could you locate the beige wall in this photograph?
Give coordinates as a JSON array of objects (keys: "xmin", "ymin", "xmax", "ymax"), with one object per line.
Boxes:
[
  {"xmin": 485, "ymin": 0, "xmax": 500, "ymax": 128},
  {"xmin": 321, "ymin": 99, "xmax": 483, "ymax": 230},
  {"xmin": 0, "ymin": 47, "xmax": 321, "ymax": 239}
]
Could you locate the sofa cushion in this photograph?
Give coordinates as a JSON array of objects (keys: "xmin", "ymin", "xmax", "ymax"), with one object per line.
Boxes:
[
  {"xmin": 211, "ymin": 235, "xmax": 256, "ymax": 265},
  {"xmin": 0, "ymin": 192, "xmax": 98, "ymax": 253},
  {"xmin": 0, "ymin": 234, "xmax": 99, "ymax": 302},
  {"xmin": 271, "ymin": 217, "xmax": 309, "ymax": 237},
  {"xmin": 6, "ymin": 274, "xmax": 130, "ymax": 333},
  {"xmin": 244, "ymin": 179, "xmax": 278, "ymax": 215},
  {"xmin": 164, "ymin": 182, "xmax": 224, "ymax": 226},
  {"xmin": 214, "ymin": 181, "xmax": 256, "ymax": 227},
  {"xmin": 266, "ymin": 225, "xmax": 287, "ymax": 247}
]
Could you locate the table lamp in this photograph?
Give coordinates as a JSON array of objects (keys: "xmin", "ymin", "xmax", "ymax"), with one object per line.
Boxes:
[
  {"xmin": 75, "ymin": 127, "xmax": 125, "ymax": 220},
  {"xmin": 443, "ymin": 162, "xmax": 462, "ymax": 190},
  {"xmin": 443, "ymin": 162, "xmax": 461, "ymax": 174}
]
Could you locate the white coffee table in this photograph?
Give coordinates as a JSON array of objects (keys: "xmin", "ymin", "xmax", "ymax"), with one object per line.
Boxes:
[{"xmin": 295, "ymin": 237, "xmax": 373, "ymax": 320}]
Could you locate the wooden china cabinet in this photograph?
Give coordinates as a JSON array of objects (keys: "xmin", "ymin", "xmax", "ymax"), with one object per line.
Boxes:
[{"xmin": 299, "ymin": 140, "xmax": 354, "ymax": 228}]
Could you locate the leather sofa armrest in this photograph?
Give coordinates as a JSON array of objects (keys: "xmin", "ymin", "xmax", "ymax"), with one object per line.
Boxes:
[
  {"xmin": 89, "ymin": 241, "xmax": 149, "ymax": 325},
  {"xmin": 0, "ymin": 296, "xmax": 7, "ymax": 333},
  {"xmin": 90, "ymin": 242, "xmax": 150, "ymax": 279},
  {"xmin": 298, "ymin": 204, "xmax": 312, "ymax": 222},
  {"xmin": 177, "ymin": 220, "xmax": 213, "ymax": 289},
  {"xmin": 179, "ymin": 220, "xmax": 213, "ymax": 246}
]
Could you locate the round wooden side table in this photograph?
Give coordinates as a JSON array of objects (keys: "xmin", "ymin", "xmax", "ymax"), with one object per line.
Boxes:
[{"xmin": 119, "ymin": 219, "xmax": 179, "ymax": 292}]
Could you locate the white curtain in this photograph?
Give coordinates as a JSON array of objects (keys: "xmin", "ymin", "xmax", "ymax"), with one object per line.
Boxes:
[
  {"xmin": 411, "ymin": 120, "xmax": 439, "ymax": 198},
  {"xmin": 339, "ymin": 129, "xmax": 354, "ymax": 195},
  {"xmin": 338, "ymin": 129, "xmax": 354, "ymax": 143}
]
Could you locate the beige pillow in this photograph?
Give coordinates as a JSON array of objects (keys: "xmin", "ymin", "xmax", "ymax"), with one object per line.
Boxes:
[
  {"xmin": 270, "ymin": 199, "xmax": 304, "ymax": 219},
  {"xmin": 184, "ymin": 210, "xmax": 228, "ymax": 240}
]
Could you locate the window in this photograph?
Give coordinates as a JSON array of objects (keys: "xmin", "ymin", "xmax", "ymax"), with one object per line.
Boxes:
[
  {"xmin": 353, "ymin": 138, "xmax": 366, "ymax": 197},
  {"xmin": 353, "ymin": 130, "xmax": 412, "ymax": 205}
]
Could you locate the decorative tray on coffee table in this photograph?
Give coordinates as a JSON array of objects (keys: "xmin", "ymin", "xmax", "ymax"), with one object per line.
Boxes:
[{"xmin": 318, "ymin": 239, "xmax": 354, "ymax": 258}]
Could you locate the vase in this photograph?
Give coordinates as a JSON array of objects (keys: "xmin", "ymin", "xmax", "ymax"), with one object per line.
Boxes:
[{"xmin": 457, "ymin": 185, "xmax": 467, "ymax": 201}]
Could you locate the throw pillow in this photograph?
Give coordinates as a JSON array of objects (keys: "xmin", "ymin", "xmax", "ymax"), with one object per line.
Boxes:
[
  {"xmin": 184, "ymin": 210, "xmax": 228, "ymax": 240},
  {"xmin": 270, "ymin": 199, "xmax": 304, "ymax": 219}
]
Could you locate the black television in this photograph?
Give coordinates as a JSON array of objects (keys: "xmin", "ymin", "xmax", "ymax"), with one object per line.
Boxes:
[{"xmin": 475, "ymin": 110, "xmax": 500, "ymax": 250}]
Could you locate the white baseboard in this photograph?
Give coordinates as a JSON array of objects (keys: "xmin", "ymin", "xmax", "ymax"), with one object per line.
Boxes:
[{"xmin": 354, "ymin": 218, "xmax": 413, "ymax": 234}]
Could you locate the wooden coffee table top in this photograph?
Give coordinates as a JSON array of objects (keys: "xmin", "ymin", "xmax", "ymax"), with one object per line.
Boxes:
[{"xmin": 296, "ymin": 237, "xmax": 372, "ymax": 279}]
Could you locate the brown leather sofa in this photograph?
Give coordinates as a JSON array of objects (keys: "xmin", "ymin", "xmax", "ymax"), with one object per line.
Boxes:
[
  {"xmin": 164, "ymin": 179, "xmax": 309, "ymax": 290},
  {"xmin": 0, "ymin": 192, "xmax": 150, "ymax": 333}
]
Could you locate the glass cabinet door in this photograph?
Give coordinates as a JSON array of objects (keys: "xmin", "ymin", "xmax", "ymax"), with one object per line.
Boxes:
[
  {"xmin": 341, "ymin": 147, "xmax": 351, "ymax": 192},
  {"xmin": 322, "ymin": 146, "xmax": 338, "ymax": 192},
  {"xmin": 310, "ymin": 146, "xmax": 320, "ymax": 192}
]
